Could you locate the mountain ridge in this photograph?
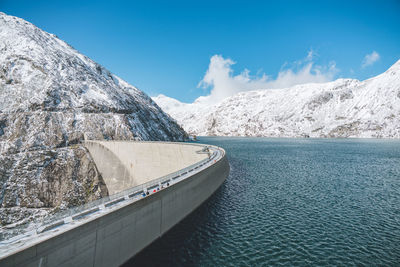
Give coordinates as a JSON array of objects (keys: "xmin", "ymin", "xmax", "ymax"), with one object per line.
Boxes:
[{"xmin": 154, "ymin": 59, "xmax": 400, "ymax": 138}]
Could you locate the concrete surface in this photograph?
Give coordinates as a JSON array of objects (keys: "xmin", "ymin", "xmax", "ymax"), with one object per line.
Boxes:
[{"xmin": 85, "ymin": 141, "xmax": 209, "ymax": 195}]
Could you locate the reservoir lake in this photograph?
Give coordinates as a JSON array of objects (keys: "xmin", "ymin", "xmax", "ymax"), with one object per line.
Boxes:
[{"xmin": 125, "ymin": 137, "xmax": 400, "ymax": 266}]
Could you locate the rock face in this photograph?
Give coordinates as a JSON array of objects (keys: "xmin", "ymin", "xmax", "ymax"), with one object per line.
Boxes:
[
  {"xmin": 154, "ymin": 60, "xmax": 400, "ymax": 138},
  {"xmin": 0, "ymin": 12, "xmax": 187, "ymax": 236},
  {"xmin": 0, "ymin": 146, "xmax": 107, "ymax": 222}
]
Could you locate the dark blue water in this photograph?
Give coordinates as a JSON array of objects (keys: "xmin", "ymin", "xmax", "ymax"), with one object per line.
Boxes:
[{"xmin": 125, "ymin": 137, "xmax": 400, "ymax": 266}]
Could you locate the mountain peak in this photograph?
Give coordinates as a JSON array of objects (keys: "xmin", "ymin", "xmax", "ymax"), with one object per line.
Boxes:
[{"xmin": 0, "ymin": 12, "xmax": 143, "ymax": 114}]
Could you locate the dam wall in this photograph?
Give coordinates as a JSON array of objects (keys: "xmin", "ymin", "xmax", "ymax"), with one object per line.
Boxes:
[
  {"xmin": 0, "ymin": 143, "xmax": 229, "ymax": 267},
  {"xmin": 85, "ymin": 141, "xmax": 209, "ymax": 195}
]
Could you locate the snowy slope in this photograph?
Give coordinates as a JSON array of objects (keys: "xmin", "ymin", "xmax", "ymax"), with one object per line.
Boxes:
[
  {"xmin": 154, "ymin": 60, "xmax": 400, "ymax": 138},
  {"xmin": 0, "ymin": 12, "xmax": 187, "ymax": 151},
  {"xmin": 0, "ymin": 12, "xmax": 186, "ymax": 235}
]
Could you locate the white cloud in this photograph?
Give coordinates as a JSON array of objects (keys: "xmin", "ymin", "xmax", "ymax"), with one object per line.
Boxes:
[
  {"xmin": 306, "ymin": 48, "xmax": 316, "ymax": 61},
  {"xmin": 362, "ymin": 51, "xmax": 380, "ymax": 68},
  {"xmin": 197, "ymin": 53, "xmax": 339, "ymax": 104}
]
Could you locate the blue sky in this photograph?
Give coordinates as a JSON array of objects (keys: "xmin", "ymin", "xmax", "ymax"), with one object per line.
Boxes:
[{"xmin": 2, "ymin": 0, "xmax": 400, "ymax": 103}]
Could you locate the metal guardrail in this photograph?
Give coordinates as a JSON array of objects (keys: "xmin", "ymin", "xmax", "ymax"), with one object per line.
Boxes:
[
  {"xmin": 36, "ymin": 145, "xmax": 224, "ymax": 232},
  {"xmin": 40, "ymin": 153, "xmax": 216, "ymax": 225}
]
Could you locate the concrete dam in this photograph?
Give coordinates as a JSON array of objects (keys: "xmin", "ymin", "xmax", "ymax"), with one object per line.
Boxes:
[{"xmin": 0, "ymin": 141, "xmax": 229, "ymax": 267}]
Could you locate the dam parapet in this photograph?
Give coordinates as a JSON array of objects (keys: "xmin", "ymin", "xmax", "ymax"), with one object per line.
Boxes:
[{"xmin": 0, "ymin": 141, "xmax": 229, "ymax": 267}]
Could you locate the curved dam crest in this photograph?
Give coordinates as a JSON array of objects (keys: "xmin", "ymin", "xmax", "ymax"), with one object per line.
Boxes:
[
  {"xmin": 0, "ymin": 141, "xmax": 229, "ymax": 267},
  {"xmin": 85, "ymin": 141, "xmax": 210, "ymax": 195}
]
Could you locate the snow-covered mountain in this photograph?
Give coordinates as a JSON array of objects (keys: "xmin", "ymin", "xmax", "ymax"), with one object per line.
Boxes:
[
  {"xmin": 154, "ymin": 60, "xmax": 400, "ymax": 138},
  {"xmin": 0, "ymin": 12, "xmax": 186, "ymax": 236},
  {"xmin": 0, "ymin": 12, "xmax": 187, "ymax": 150}
]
